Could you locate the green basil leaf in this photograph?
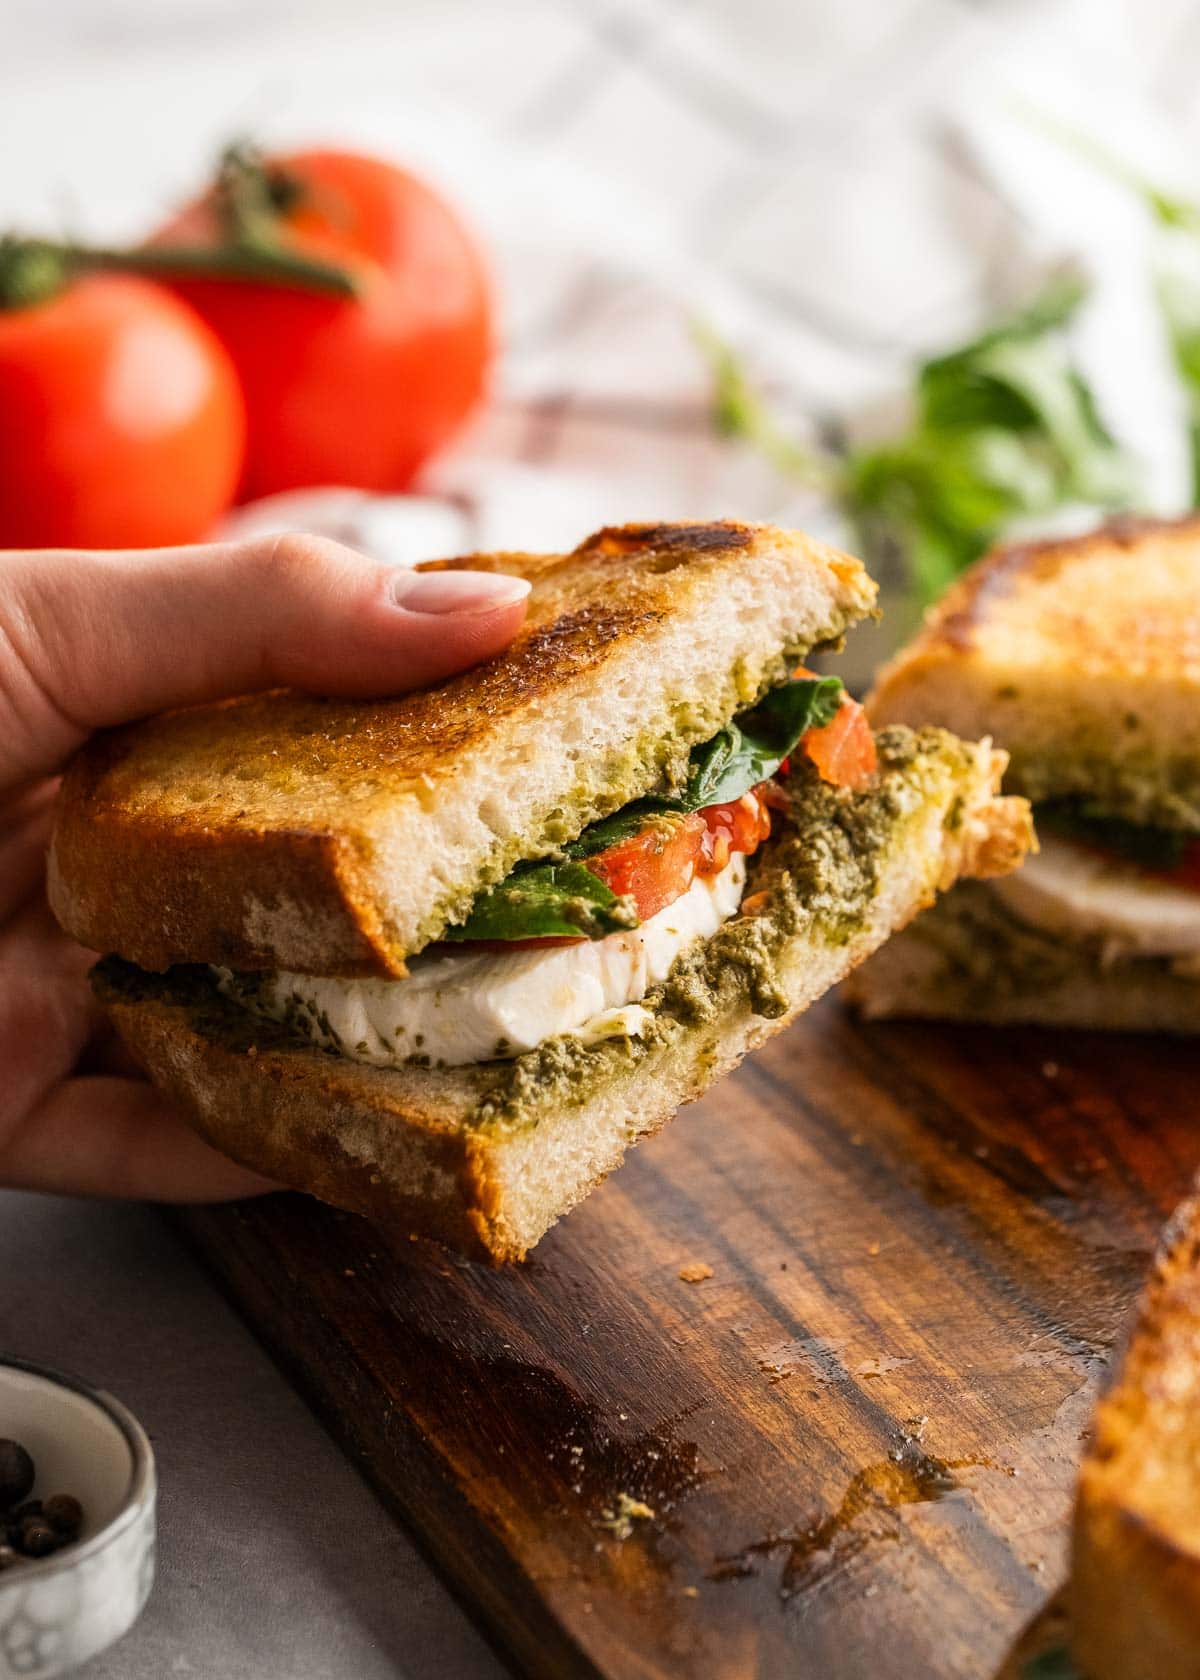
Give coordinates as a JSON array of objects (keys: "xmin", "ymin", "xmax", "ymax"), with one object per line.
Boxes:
[
  {"xmin": 683, "ymin": 676, "xmax": 843, "ymax": 809},
  {"xmin": 442, "ymin": 861, "xmax": 637, "ymax": 943},
  {"xmin": 844, "ymin": 275, "xmax": 1136, "ymax": 603},
  {"xmin": 697, "ymin": 277, "xmax": 1137, "ymax": 611}
]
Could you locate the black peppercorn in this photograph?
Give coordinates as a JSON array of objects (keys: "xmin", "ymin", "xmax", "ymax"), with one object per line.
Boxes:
[
  {"xmin": 0, "ymin": 1440, "xmax": 86, "ymax": 1568},
  {"xmin": 0, "ymin": 1441, "xmax": 34, "ymax": 1511},
  {"xmin": 43, "ymin": 1495, "xmax": 83, "ymax": 1539},
  {"xmin": 19, "ymin": 1519, "xmax": 56, "ymax": 1559}
]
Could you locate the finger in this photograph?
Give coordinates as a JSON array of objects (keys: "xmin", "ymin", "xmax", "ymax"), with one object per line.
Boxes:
[
  {"xmin": 75, "ymin": 1014, "xmax": 144, "ymax": 1080},
  {"xmin": 2, "ymin": 894, "xmax": 96, "ymax": 981},
  {"xmin": 0, "ymin": 535, "xmax": 530, "ymax": 786},
  {"xmin": 0, "ymin": 782, "xmax": 57, "ymax": 922},
  {"xmin": 0, "ymin": 920, "xmax": 97, "ymax": 1123},
  {"xmin": 3, "ymin": 1075, "xmax": 280, "ymax": 1202}
]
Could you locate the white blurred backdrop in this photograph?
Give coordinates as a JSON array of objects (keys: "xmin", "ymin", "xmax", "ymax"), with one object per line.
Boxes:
[{"xmin": 3, "ymin": 0, "xmax": 1199, "ymax": 578}]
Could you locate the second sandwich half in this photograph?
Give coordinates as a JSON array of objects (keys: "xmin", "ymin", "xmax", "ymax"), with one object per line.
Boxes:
[{"xmin": 49, "ymin": 521, "xmax": 1030, "ymax": 1259}]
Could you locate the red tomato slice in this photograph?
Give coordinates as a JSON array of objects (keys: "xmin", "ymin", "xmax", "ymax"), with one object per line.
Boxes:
[
  {"xmin": 588, "ymin": 812, "xmax": 708, "ymax": 924},
  {"xmin": 589, "ymin": 790, "xmax": 773, "ymax": 923},
  {"xmin": 800, "ymin": 699, "xmax": 877, "ymax": 790},
  {"xmin": 790, "ymin": 667, "xmax": 877, "ymax": 791}
]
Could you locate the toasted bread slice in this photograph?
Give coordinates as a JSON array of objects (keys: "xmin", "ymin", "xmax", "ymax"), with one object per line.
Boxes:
[
  {"xmin": 845, "ymin": 879, "xmax": 1200, "ymax": 1033},
  {"xmin": 49, "ymin": 521, "xmax": 875, "ymax": 980},
  {"xmin": 94, "ymin": 729, "xmax": 1030, "ymax": 1261},
  {"xmin": 868, "ymin": 514, "xmax": 1200, "ymax": 829},
  {"xmin": 1072, "ymin": 1184, "xmax": 1200, "ymax": 1679}
]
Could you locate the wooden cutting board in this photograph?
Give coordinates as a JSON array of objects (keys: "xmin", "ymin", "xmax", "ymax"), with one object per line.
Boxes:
[{"xmin": 178, "ymin": 998, "xmax": 1199, "ymax": 1679}]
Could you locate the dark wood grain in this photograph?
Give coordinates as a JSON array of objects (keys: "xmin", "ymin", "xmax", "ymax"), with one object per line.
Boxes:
[{"xmin": 178, "ymin": 997, "xmax": 1199, "ymax": 1680}]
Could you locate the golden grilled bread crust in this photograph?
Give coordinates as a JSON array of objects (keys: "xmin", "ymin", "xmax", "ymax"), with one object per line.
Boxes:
[
  {"xmin": 93, "ymin": 733, "xmax": 1028, "ymax": 1261},
  {"xmin": 1073, "ymin": 1184, "xmax": 1200, "ymax": 1680},
  {"xmin": 867, "ymin": 514, "xmax": 1200, "ymax": 827},
  {"xmin": 50, "ymin": 521, "xmax": 875, "ymax": 978}
]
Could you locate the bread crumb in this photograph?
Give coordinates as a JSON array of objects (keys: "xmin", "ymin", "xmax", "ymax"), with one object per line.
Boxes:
[
  {"xmin": 678, "ymin": 1261, "xmax": 714, "ymax": 1283},
  {"xmin": 866, "ymin": 1242, "xmax": 881, "ymax": 1257},
  {"xmin": 599, "ymin": 1493, "xmax": 656, "ymax": 1540},
  {"xmin": 246, "ymin": 1045, "xmax": 258, "ymax": 1059},
  {"xmin": 682, "ymin": 1586, "xmax": 699, "ymax": 1599}
]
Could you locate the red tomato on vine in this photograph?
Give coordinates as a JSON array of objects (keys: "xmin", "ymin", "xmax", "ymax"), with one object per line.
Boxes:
[
  {"xmin": 0, "ymin": 272, "xmax": 245, "ymax": 549},
  {"xmin": 155, "ymin": 148, "xmax": 493, "ymax": 500}
]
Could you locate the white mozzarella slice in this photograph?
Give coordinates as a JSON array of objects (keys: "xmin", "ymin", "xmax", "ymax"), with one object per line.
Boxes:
[
  {"xmin": 219, "ymin": 853, "xmax": 746, "ymax": 1068},
  {"xmin": 993, "ymin": 835, "xmax": 1200, "ymax": 958}
]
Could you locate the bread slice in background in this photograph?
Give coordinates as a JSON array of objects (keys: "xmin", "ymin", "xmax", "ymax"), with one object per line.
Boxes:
[
  {"xmin": 868, "ymin": 514, "xmax": 1200, "ymax": 829},
  {"xmin": 94, "ymin": 729, "xmax": 1029, "ymax": 1261},
  {"xmin": 49, "ymin": 521, "xmax": 876, "ymax": 980},
  {"xmin": 845, "ymin": 880, "xmax": 1200, "ymax": 1034},
  {"xmin": 1072, "ymin": 1183, "xmax": 1200, "ymax": 1680},
  {"xmin": 851, "ymin": 513, "xmax": 1200, "ymax": 1031}
]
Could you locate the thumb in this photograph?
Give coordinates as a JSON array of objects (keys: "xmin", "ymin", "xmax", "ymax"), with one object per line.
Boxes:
[{"xmin": 0, "ymin": 534, "xmax": 530, "ymax": 788}]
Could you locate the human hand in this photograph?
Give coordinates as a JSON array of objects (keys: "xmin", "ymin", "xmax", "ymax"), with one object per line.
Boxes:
[{"xmin": 0, "ymin": 535, "xmax": 529, "ymax": 1202}]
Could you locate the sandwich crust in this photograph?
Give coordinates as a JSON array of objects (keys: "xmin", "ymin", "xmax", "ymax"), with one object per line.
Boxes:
[
  {"xmin": 93, "ymin": 728, "xmax": 1029, "ymax": 1260},
  {"xmin": 1073, "ymin": 1184, "xmax": 1200, "ymax": 1680},
  {"xmin": 867, "ymin": 513, "xmax": 1200, "ymax": 828},
  {"xmin": 50, "ymin": 521, "xmax": 875, "ymax": 978}
]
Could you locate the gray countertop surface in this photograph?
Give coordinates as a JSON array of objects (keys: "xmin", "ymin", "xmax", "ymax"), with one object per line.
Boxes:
[{"xmin": 0, "ymin": 1191, "xmax": 508, "ymax": 1680}]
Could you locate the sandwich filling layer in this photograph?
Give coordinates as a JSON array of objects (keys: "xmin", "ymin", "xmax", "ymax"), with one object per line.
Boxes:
[
  {"xmin": 983, "ymin": 800, "xmax": 1200, "ymax": 970},
  {"xmin": 894, "ymin": 876, "xmax": 1200, "ymax": 1007},
  {"xmin": 992, "ymin": 836, "xmax": 1200, "ymax": 961},
  {"xmin": 217, "ymin": 853, "xmax": 747, "ymax": 1068},
  {"xmin": 201, "ymin": 725, "xmax": 1014, "ymax": 1092},
  {"xmin": 214, "ymin": 669, "xmax": 883, "ymax": 1069}
]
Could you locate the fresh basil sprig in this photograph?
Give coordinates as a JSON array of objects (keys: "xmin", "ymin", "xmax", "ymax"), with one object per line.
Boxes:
[
  {"xmin": 847, "ymin": 274, "xmax": 1135, "ymax": 602},
  {"xmin": 697, "ymin": 277, "xmax": 1137, "ymax": 605},
  {"xmin": 1014, "ymin": 111, "xmax": 1200, "ymax": 503},
  {"xmin": 443, "ymin": 674, "xmax": 842, "ymax": 944}
]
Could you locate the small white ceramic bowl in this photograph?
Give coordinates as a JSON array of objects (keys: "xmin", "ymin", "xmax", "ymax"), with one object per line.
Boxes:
[{"xmin": 0, "ymin": 1358, "xmax": 155, "ymax": 1678}]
